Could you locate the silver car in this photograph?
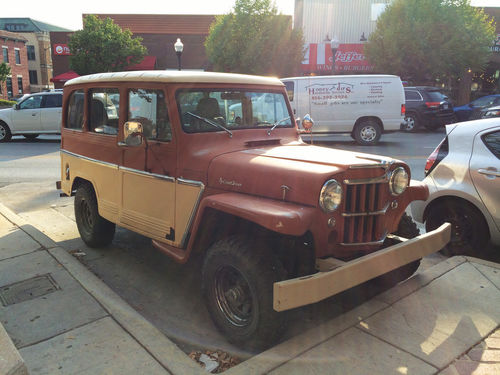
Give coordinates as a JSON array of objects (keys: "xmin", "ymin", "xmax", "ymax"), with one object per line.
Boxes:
[
  {"xmin": 0, "ymin": 91, "xmax": 62, "ymax": 142},
  {"xmin": 412, "ymin": 119, "xmax": 500, "ymax": 255}
]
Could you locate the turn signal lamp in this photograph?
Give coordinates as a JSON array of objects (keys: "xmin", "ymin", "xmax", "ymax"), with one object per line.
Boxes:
[{"xmin": 425, "ymin": 137, "xmax": 449, "ymax": 176}]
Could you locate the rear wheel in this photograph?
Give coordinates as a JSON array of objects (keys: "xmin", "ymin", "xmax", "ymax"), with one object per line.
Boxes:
[
  {"xmin": 372, "ymin": 213, "xmax": 421, "ymax": 286},
  {"xmin": 0, "ymin": 122, "xmax": 12, "ymax": 142},
  {"xmin": 425, "ymin": 200, "xmax": 489, "ymax": 256},
  {"xmin": 74, "ymin": 183, "xmax": 115, "ymax": 247},
  {"xmin": 202, "ymin": 236, "xmax": 287, "ymax": 351},
  {"xmin": 354, "ymin": 120, "xmax": 381, "ymax": 145}
]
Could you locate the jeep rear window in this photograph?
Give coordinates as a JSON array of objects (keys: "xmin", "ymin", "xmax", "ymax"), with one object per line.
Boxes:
[
  {"xmin": 177, "ymin": 89, "xmax": 292, "ymax": 134},
  {"xmin": 427, "ymin": 91, "xmax": 447, "ymax": 101}
]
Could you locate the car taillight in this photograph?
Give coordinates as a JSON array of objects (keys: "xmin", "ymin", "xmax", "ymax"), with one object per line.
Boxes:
[
  {"xmin": 401, "ymin": 104, "xmax": 406, "ymax": 116},
  {"xmin": 425, "ymin": 102, "xmax": 441, "ymax": 109},
  {"xmin": 425, "ymin": 137, "xmax": 449, "ymax": 176}
]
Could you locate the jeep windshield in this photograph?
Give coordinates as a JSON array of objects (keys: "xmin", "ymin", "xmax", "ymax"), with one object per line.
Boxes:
[{"xmin": 177, "ymin": 89, "xmax": 292, "ymax": 134}]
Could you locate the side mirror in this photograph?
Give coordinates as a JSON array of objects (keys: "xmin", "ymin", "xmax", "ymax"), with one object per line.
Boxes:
[
  {"xmin": 14, "ymin": 104, "xmax": 20, "ymax": 110},
  {"xmin": 123, "ymin": 121, "xmax": 144, "ymax": 147},
  {"xmin": 302, "ymin": 114, "xmax": 314, "ymax": 131},
  {"xmin": 295, "ymin": 117, "xmax": 301, "ymax": 127}
]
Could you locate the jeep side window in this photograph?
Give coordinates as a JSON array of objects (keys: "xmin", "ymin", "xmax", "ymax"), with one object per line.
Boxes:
[
  {"xmin": 284, "ymin": 81, "xmax": 294, "ymax": 102},
  {"xmin": 66, "ymin": 90, "xmax": 84, "ymax": 130},
  {"xmin": 43, "ymin": 94, "xmax": 62, "ymax": 108},
  {"xmin": 89, "ymin": 88, "xmax": 119, "ymax": 135},
  {"xmin": 128, "ymin": 89, "xmax": 171, "ymax": 142}
]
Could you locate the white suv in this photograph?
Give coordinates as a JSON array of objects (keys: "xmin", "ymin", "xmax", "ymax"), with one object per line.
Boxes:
[{"xmin": 0, "ymin": 91, "xmax": 63, "ymax": 142}]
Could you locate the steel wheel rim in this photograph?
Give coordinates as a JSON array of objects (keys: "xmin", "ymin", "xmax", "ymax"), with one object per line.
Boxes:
[
  {"xmin": 360, "ymin": 126, "xmax": 376, "ymax": 142},
  {"xmin": 80, "ymin": 198, "xmax": 94, "ymax": 231},
  {"xmin": 214, "ymin": 265, "xmax": 253, "ymax": 327}
]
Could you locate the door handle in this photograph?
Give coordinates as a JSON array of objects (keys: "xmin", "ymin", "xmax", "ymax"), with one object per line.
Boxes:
[
  {"xmin": 478, "ymin": 168, "xmax": 500, "ymax": 177},
  {"xmin": 31, "ymin": 113, "xmax": 37, "ymax": 116}
]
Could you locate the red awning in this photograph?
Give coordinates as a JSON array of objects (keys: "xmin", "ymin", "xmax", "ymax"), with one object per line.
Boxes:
[
  {"xmin": 51, "ymin": 71, "xmax": 79, "ymax": 83},
  {"xmin": 126, "ymin": 56, "xmax": 157, "ymax": 71},
  {"xmin": 301, "ymin": 43, "xmax": 374, "ymax": 73}
]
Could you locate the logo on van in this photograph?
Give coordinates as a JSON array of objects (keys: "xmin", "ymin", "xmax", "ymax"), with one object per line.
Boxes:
[{"xmin": 306, "ymin": 83, "xmax": 354, "ymax": 95}]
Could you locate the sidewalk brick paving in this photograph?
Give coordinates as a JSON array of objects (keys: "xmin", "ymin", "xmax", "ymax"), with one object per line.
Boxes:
[{"xmin": 440, "ymin": 328, "xmax": 500, "ymax": 375}]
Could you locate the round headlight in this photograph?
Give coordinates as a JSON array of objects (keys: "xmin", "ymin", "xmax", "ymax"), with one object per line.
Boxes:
[
  {"xmin": 389, "ymin": 167, "xmax": 409, "ymax": 196},
  {"xmin": 319, "ymin": 179, "xmax": 343, "ymax": 212}
]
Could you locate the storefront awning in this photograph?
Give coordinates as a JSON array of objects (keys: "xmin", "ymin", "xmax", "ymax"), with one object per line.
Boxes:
[
  {"xmin": 50, "ymin": 70, "xmax": 79, "ymax": 83},
  {"xmin": 302, "ymin": 43, "xmax": 374, "ymax": 74},
  {"xmin": 126, "ymin": 56, "xmax": 157, "ymax": 71}
]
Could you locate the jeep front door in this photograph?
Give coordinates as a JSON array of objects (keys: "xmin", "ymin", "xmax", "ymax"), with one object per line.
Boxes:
[{"xmin": 120, "ymin": 87, "xmax": 177, "ymax": 243}]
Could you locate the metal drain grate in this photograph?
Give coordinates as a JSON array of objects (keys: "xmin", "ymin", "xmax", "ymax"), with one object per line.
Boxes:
[{"xmin": 0, "ymin": 274, "xmax": 60, "ymax": 307}]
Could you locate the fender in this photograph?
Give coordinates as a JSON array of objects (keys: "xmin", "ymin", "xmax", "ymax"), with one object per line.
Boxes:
[{"xmin": 153, "ymin": 192, "xmax": 317, "ymax": 264}]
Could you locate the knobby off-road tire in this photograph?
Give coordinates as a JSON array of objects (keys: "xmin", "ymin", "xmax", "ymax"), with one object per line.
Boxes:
[
  {"xmin": 74, "ymin": 183, "xmax": 115, "ymax": 247},
  {"xmin": 372, "ymin": 213, "xmax": 421, "ymax": 287},
  {"xmin": 353, "ymin": 120, "xmax": 381, "ymax": 145},
  {"xmin": 202, "ymin": 236, "xmax": 288, "ymax": 352},
  {"xmin": 0, "ymin": 122, "xmax": 12, "ymax": 142},
  {"xmin": 425, "ymin": 200, "xmax": 489, "ymax": 256}
]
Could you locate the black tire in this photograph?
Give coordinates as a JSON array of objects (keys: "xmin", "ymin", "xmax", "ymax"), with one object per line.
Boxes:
[
  {"xmin": 74, "ymin": 183, "xmax": 115, "ymax": 247},
  {"xmin": 0, "ymin": 122, "xmax": 12, "ymax": 142},
  {"xmin": 425, "ymin": 200, "xmax": 489, "ymax": 256},
  {"xmin": 202, "ymin": 236, "xmax": 287, "ymax": 351},
  {"xmin": 354, "ymin": 120, "xmax": 381, "ymax": 145},
  {"xmin": 372, "ymin": 213, "xmax": 421, "ymax": 286},
  {"xmin": 23, "ymin": 134, "xmax": 39, "ymax": 140},
  {"xmin": 403, "ymin": 113, "xmax": 419, "ymax": 132}
]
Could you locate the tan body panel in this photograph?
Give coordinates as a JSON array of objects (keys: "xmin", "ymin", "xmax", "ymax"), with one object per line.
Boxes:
[{"xmin": 273, "ymin": 223, "xmax": 451, "ymax": 312}]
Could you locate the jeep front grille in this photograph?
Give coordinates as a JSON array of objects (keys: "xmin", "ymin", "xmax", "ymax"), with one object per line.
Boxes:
[{"xmin": 341, "ymin": 180, "xmax": 388, "ymax": 245}]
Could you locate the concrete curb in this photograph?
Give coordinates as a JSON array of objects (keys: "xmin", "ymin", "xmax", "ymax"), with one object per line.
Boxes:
[
  {"xmin": 0, "ymin": 203, "xmax": 205, "ymax": 375},
  {"xmin": 0, "ymin": 323, "xmax": 28, "ymax": 375}
]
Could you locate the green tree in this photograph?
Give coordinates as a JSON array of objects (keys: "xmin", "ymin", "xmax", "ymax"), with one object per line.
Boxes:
[
  {"xmin": 365, "ymin": 0, "xmax": 496, "ymax": 83},
  {"xmin": 205, "ymin": 0, "xmax": 304, "ymax": 76},
  {"xmin": 0, "ymin": 62, "xmax": 11, "ymax": 95},
  {"xmin": 69, "ymin": 15, "xmax": 147, "ymax": 75}
]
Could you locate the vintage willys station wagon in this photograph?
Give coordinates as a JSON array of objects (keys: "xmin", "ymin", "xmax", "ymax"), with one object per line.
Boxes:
[{"xmin": 57, "ymin": 71, "xmax": 450, "ymax": 350}]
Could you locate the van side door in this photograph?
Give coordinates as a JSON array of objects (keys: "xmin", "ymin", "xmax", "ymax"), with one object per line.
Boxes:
[{"xmin": 119, "ymin": 87, "xmax": 177, "ymax": 243}]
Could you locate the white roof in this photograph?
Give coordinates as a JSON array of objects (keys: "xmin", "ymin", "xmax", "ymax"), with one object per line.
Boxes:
[{"xmin": 65, "ymin": 70, "xmax": 284, "ymax": 87}]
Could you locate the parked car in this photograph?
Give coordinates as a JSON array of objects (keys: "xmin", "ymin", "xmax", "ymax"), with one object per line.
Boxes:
[
  {"xmin": 454, "ymin": 94, "xmax": 500, "ymax": 122},
  {"xmin": 412, "ymin": 119, "xmax": 500, "ymax": 255},
  {"xmin": 402, "ymin": 86, "xmax": 455, "ymax": 132},
  {"xmin": 481, "ymin": 105, "xmax": 500, "ymax": 119},
  {"xmin": 58, "ymin": 71, "xmax": 449, "ymax": 350},
  {"xmin": 0, "ymin": 91, "xmax": 63, "ymax": 142},
  {"xmin": 281, "ymin": 75, "xmax": 406, "ymax": 145}
]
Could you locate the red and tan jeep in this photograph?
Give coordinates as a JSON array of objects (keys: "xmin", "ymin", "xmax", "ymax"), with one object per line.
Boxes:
[{"xmin": 58, "ymin": 71, "xmax": 450, "ymax": 350}]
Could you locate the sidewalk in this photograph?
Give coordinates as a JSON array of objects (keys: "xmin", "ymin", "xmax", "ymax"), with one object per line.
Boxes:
[{"xmin": 1, "ymin": 202, "xmax": 500, "ymax": 374}]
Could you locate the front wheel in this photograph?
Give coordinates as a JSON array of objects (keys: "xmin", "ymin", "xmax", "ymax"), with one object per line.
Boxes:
[
  {"xmin": 0, "ymin": 122, "xmax": 12, "ymax": 142},
  {"xmin": 353, "ymin": 120, "xmax": 381, "ymax": 145},
  {"xmin": 74, "ymin": 183, "xmax": 115, "ymax": 247},
  {"xmin": 372, "ymin": 213, "xmax": 421, "ymax": 286},
  {"xmin": 202, "ymin": 236, "xmax": 287, "ymax": 351},
  {"xmin": 403, "ymin": 114, "xmax": 418, "ymax": 132}
]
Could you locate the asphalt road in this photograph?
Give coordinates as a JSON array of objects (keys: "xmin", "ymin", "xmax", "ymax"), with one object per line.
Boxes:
[{"xmin": 0, "ymin": 129, "xmax": 455, "ymax": 357}]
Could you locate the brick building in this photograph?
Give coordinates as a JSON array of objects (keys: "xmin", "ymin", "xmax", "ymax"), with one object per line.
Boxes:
[{"xmin": 0, "ymin": 30, "xmax": 29, "ymax": 100}]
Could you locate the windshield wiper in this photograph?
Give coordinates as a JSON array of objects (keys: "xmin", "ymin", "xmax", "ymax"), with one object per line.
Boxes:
[
  {"xmin": 267, "ymin": 116, "xmax": 291, "ymax": 136},
  {"xmin": 186, "ymin": 112, "xmax": 233, "ymax": 138}
]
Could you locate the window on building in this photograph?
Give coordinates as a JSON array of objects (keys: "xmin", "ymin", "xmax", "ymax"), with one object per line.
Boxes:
[
  {"xmin": 6, "ymin": 77, "xmax": 13, "ymax": 98},
  {"xmin": 128, "ymin": 89, "xmax": 171, "ymax": 142},
  {"xmin": 2, "ymin": 47, "xmax": 8, "ymax": 63},
  {"xmin": 15, "ymin": 49, "xmax": 21, "ymax": 64},
  {"xmin": 27, "ymin": 45, "xmax": 36, "ymax": 61},
  {"xmin": 66, "ymin": 90, "xmax": 84, "ymax": 130},
  {"xmin": 29, "ymin": 70, "xmax": 38, "ymax": 85},
  {"xmin": 90, "ymin": 88, "xmax": 120, "ymax": 135},
  {"xmin": 17, "ymin": 77, "xmax": 23, "ymax": 94}
]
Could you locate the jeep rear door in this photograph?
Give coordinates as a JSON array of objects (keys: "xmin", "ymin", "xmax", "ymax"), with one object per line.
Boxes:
[{"xmin": 41, "ymin": 94, "xmax": 62, "ymax": 132}]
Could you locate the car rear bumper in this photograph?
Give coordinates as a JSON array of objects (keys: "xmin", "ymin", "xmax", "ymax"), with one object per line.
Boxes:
[{"xmin": 273, "ymin": 222, "xmax": 451, "ymax": 311}]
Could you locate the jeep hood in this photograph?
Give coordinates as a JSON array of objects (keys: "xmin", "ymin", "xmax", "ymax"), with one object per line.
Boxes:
[{"xmin": 207, "ymin": 144, "xmax": 395, "ymax": 207}]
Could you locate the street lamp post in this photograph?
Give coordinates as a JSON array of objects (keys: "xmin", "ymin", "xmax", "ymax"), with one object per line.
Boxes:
[
  {"xmin": 174, "ymin": 38, "xmax": 184, "ymax": 71},
  {"xmin": 330, "ymin": 36, "xmax": 340, "ymax": 75}
]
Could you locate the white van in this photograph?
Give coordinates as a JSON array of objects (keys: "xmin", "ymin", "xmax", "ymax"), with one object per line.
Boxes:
[{"xmin": 281, "ymin": 75, "xmax": 406, "ymax": 145}]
